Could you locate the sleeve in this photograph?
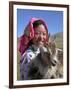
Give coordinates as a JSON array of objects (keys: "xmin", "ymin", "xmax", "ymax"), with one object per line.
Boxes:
[
  {"xmin": 20, "ymin": 51, "xmax": 35, "ymax": 80},
  {"xmin": 26, "ymin": 51, "xmax": 35, "ymax": 63},
  {"xmin": 21, "ymin": 51, "xmax": 35, "ymax": 65}
]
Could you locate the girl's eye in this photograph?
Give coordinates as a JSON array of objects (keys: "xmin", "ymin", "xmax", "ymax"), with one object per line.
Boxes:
[
  {"xmin": 43, "ymin": 33, "xmax": 46, "ymax": 36},
  {"xmin": 35, "ymin": 31, "xmax": 46, "ymax": 36},
  {"xmin": 43, "ymin": 33, "xmax": 46, "ymax": 35}
]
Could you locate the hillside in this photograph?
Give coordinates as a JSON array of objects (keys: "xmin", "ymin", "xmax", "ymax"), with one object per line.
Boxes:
[{"xmin": 51, "ymin": 32, "xmax": 63, "ymax": 50}]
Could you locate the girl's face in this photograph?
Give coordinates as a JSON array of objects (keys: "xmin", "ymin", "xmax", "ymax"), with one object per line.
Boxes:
[{"xmin": 32, "ymin": 24, "xmax": 47, "ymax": 47}]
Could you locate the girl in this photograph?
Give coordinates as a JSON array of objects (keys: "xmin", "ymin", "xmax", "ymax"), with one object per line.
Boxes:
[{"xmin": 18, "ymin": 18, "xmax": 48, "ymax": 80}]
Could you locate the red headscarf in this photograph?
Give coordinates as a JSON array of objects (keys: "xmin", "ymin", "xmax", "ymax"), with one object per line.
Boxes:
[{"xmin": 18, "ymin": 18, "xmax": 48, "ymax": 55}]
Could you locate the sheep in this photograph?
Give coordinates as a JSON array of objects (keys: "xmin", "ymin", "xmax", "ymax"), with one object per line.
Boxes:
[{"xmin": 28, "ymin": 38, "xmax": 63, "ymax": 80}]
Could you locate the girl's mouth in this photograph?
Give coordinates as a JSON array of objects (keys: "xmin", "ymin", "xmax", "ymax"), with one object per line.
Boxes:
[{"xmin": 37, "ymin": 41, "xmax": 44, "ymax": 47}]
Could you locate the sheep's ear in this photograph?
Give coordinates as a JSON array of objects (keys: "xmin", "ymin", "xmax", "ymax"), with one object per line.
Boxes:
[
  {"xmin": 48, "ymin": 35, "xmax": 56, "ymax": 55},
  {"xmin": 49, "ymin": 35, "xmax": 56, "ymax": 43},
  {"xmin": 40, "ymin": 47, "xmax": 47, "ymax": 53},
  {"xmin": 48, "ymin": 33, "xmax": 50, "ymax": 41},
  {"xmin": 48, "ymin": 35, "xmax": 56, "ymax": 46}
]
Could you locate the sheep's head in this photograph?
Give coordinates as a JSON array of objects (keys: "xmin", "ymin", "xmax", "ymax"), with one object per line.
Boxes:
[
  {"xmin": 39, "ymin": 46, "xmax": 51, "ymax": 65},
  {"xmin": 40, "ymin": 46, "xmax": 59, "ymax": 67},
  {"xmin": 45, "ymin": 36, "xmax": 63, "ymax": 65},
  {"xmin": 43, "ymin": 36, "xmax": 60, "ymax": 66}
]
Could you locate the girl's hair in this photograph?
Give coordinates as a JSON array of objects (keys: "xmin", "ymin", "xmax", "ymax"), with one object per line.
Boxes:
[{"xmin": 33, "ymin": 20, "xmax": 48, "ymax": 31}]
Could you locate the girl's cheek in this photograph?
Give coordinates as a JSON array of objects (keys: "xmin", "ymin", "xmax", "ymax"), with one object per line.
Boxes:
[{"xmin": 43, "ymin": 37, "xmax": 47, "ymax": 43}]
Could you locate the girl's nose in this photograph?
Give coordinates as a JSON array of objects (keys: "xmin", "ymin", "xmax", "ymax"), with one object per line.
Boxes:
[{"xmin": 38, "ymin": 34, "xmax": 44, "ymax": 41}]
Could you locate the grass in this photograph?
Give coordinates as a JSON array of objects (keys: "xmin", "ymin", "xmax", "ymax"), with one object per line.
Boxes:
[{"xmin": 17, "ymin": 50, "xmax": 21, "ymax": 80}]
